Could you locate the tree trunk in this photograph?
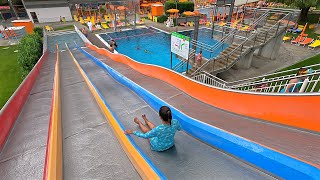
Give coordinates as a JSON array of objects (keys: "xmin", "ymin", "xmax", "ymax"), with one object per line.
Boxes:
[{"xmin": 299, "ymin": 7, "xmax": 310, "ymax": 22}]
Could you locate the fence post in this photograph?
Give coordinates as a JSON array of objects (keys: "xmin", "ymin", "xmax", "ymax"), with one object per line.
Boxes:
[{"xmin": 299, "ymin": 78, "xmax": 309, "ymax": 93}]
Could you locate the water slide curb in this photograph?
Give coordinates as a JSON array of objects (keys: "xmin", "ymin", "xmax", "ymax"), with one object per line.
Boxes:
[
  {"xmin": 0, "ymin": 51, "xmax": 49, "ymax": 152},
  {"xmin": 66, "ymin": 45, "xmax": 166, "ymax": 180},
  {"xmin": 85, "ymin": 44, "xmax": 320, "ymax": 133},
  {"xmin": 43, "ymin": 45, "xmax": 63, "ymax": 180},
  {"xmin": 80, "ymin": 47, "xmax": 320, "ymax": 180}
]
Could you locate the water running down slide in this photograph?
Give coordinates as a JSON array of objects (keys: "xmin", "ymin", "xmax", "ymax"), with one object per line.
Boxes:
[
  {"xmin": 0, "ymin": 53, "xmax": 55, "ymax": 179},
  {"xmin": 59, "ymin": 50, "xmax": 140, "ymax": 179},
  {"xmin": 70, "ymin": 49, "xmax": 274, "ymax": 179}
]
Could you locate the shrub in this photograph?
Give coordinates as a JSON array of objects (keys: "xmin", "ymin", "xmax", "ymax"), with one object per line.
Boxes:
[
  {"xmin": 164, "ymin": 1, "xmax": 194, "ymax": 15},
  {"xmin": 157, "ymin": 15, "xmax": 168, "ymax": 23},
  {"xmin": 33, "ymin": 27, "xmax": 43, "ymax": 37},
  {"xmin": 17, "ymin": 34, "xmax": 43, "ymax": 78}
]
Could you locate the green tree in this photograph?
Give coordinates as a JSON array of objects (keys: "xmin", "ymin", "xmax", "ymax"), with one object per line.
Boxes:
[
  {"xmin": 17, "ymin": 34, "xmax": 42, "ymax": 78},
  {"xmin": 268, "ymin": 0, "xmax": 320, "ymax": 22}
]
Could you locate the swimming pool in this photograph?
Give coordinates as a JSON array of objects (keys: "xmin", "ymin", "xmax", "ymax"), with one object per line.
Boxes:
[{"xmin": 99, "ymin": 27, "xmax": 227, "ymax": 72}]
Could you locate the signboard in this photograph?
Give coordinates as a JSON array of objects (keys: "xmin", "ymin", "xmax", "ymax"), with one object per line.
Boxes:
[{"xmin": 171, "ymin": 32, "xmax": 190, "ymax": 59}]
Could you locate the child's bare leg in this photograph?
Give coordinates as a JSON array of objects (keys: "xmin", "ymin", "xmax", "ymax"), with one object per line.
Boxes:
[
  {"xmin": 142, "ymin": 115, "xmax": 156, "ymax": 129},
  {"xmin": 134, "ymin": 117, "xmax": 150, "ymax": 133}
]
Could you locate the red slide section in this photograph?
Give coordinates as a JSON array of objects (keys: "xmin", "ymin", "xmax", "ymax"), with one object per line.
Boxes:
[
  {"xmin": 87, "ymin": 44, "xmax": 320, "ymax": 133},
  {"xmin": 0, "ymin": 51, "xmax": 49, "ymax": 151}
]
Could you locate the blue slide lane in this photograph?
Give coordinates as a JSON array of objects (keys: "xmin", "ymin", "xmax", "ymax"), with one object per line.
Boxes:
[{"xmin": 80, "ymin": 47, "xmax": 320, "ymax": 180}]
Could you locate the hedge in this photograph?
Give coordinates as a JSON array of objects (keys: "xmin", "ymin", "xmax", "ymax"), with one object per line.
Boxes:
[
  {"xmin": 157, "ymin": 15, "xmax": 168, "ymax": 23},
  {"xmin": 33, "ymin": 27, "xmax": 43, "ymax": 37},
  {"xmin": 17, "ymin": 33, "xmax": 43, "ymax": 78},
  {"xmin": 164, "ymin": 1, "xmax": 194, "ymax": 15}
]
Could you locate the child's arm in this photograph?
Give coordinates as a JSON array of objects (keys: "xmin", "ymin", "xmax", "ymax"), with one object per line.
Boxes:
[
  {"xmin": 133, "ymin": 128, "xmax": 158, "ymax": 139},
  {"xmin": 173, "ymin": 119, "xmax": 182, "ymax": 131}
]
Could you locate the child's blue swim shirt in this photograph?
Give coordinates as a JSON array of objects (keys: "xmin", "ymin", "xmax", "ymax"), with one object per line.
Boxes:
[{"xmin": 133, "ymin": 119, "xmax": 181, "ymax": 151}]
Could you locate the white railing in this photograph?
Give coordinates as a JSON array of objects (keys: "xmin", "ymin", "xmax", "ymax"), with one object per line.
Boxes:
[
  {"xmin": 240, "ymin": 71, "xmax": 320, "ymax": 93},
  {"xmin": 193, "ymin": 71, "xmax": 228, "ymax": 88},
  {"xmin": 229, "ymin": 63, "xmax": 320, "ymax": 87},
  {"xmin": 192, "ymin": 63, "xmax": 320, "ymax": 93},
  {"xmin": 74, "ymin": 25, "xmax": 92, "ymax": 45}
]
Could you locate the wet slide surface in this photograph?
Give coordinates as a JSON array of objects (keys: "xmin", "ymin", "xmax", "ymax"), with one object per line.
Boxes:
[
  {"xmin": 84, "ymin": 48, "xmax": 320, "ymax": 166},
  {"xmin": 59, "ymin": 50, "xmax": 139, "ymax": 179},
  {"xmin": 72, "ymin": 49, "xmax": 273, "ymax": 179},
  {"xmin": 0, "ymin": 53, "xmax": 56, "ymax": 179}
]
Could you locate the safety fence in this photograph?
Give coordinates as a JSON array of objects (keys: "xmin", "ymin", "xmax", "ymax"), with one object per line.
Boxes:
[{"xmin": 192, "ymin": 63, "xmax": 320, "ymax": 93}]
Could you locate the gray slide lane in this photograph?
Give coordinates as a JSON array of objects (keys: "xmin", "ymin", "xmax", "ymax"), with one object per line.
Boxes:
[
  {"xmin": 72, "ymin": 49, "xmax": 274, "ymax": 180},
  {"xmin": 59, "ymin": 50, "xmax": 140, "ymax": 179},
  {"xmin": 0, "ymin": 53, "xmax": 56, "ymax": 180}
]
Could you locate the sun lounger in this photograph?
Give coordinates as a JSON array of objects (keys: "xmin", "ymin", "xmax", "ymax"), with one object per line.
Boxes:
[
  {"xmin": 79, "ymin": 17, "xmax": 86, "ymax": 24},
  {"xmin": 298, "ymin": 38, "xmax": 313, "ymax": 46},
  {"xmin": 218, "ymin": 21, "xmax": 226, "ymax": 27},
  {"xmin": 291, "ymin": 35, "xmax": 305, "ymax": 44},
  {"xmin": 101, "ymin": 22, "xmax": 109, "ymax": 29},
  {"xmin": 308, "ymin": 40, "xmax": 320, "ymax": 49},
  {"xmin": 292, "ymin": 28, "xmax": 302, "ymax": 34},
  {"xmin": 282, "ymin": 36, "xmax": 292, "ymax": 42},
  {"xmin": 179, "ymin": 22, "xmax": 187, "ymax": 27},
  {"xmin": 73, "ymin": 15, "xmax": 78, "ymax": 21},
  {"xmin": 45, "ymin": 25, "xmax": 54, "ymax": 31}
]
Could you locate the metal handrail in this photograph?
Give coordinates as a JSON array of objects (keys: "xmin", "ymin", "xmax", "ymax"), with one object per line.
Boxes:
[
  {"xmin": 229, "ymin": 64, "xmax": 320, "ymax": 86},
  {"xmin": 173, "ymin": 53, "xmax": 195, "ymax": 71},
  {"xmin": 221, "ymin": 11, "xmax": 291, "ymax": 70},
  {"xmin": 260, "ymin": 12, "xmax": 292, "ymax": 44},
  {"xmin": 191, "ymin": 9, "xmax": 292, "ymax": 77},
  {"xmin": 238, "ymin": 71, "xmax": 320, "ymax": 93},
  {"xmin": 173, "ymin": 49, "xmax": 195, "ymax": 71}
]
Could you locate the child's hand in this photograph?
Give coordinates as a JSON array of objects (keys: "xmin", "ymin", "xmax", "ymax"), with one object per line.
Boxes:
[
  {"xmin": 124, "ymin": 130, "xmax": 134, "ymax": 134},
  {"xmin": 142, "ymin": 114, "xmax": 147, "ymax": 120}
]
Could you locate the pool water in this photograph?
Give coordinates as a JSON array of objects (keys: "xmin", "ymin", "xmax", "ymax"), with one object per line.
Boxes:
[{"xmin": 99, "ymin": 27, "xmax": 227, "ymax": 72}]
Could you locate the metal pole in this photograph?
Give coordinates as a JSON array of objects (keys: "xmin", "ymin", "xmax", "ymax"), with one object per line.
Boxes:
[
  {"xmin": 8, "ymin": 0, "xmax": 19, "ymax": 19},
  {"xmin": 227, "ymin": 0, "xmax": 235, "ymax": 23},
  {"xmin": 21, "ymin": 0, "xmax": 29, "ymax": 19},
  {"xmin": 114, "ymin": 4, "xmax": 117, "ymax": 31},
  {"xmin": 211, "ymin": 7, "xmax": 215, "ymax": 39},
  {"xmin": 186, "ymin": 55, "xmax": 189, "ymax": 75},
  {"xmin": 134, "ymin": 1, "xmax": 137, "ymax": 27},
  {"xmin": 175, "ymin": 0, "xmax": 178, "ymax": 31},
  {"xmin": 171, "ymin": 52, "xmax": 173, "ymax": 69},
  {"xmin": 192, "ymin": 16, "xmax": 200, "ymax": 51}
]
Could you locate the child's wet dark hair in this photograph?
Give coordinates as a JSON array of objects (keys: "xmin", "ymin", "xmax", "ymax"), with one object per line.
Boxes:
[{"xmin": 159, "ymin": 106, "xmax": 172, "ymax": 125}]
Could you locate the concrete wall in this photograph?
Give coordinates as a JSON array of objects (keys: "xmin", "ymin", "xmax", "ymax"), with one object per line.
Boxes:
[{"xmin": 26, "ymin": 7, "xmax": 72, "ymax": 23}]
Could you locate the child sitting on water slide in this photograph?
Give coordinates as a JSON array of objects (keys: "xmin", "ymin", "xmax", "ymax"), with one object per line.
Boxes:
[{"xmin": 125, "ymin": 106, "xmax": 182, "ymax": 152}]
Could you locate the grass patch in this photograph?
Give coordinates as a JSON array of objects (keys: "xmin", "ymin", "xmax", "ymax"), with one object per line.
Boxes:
[
  {"xmin": 0, "ymin": 45, "xmax": 22, "ymax": 109},
  {"xmin": 298, "ymin": 14, "xmax": 320, "ymax": 24},
  {"xmin": 279, "ymin": 54, "xmax": 320, "ymax": 71},
  {"xmin": 54, "ymin": 25, "xmax": 74, "ymax": 31},
  {"xmin": 285, "ymin": 26, "xmax": 320, "ymax": 40}
]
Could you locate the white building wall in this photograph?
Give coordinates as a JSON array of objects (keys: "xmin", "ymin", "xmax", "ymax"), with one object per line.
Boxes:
[
  {"xmin": 26, "ymin": 7, "xmax": 72, "ymax": 23},
  {"xmin": 235, "ymin": 0, "xmax": 259, "ymax": 6}
]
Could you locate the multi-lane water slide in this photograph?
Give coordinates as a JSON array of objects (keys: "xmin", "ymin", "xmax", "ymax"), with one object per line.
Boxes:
[
  {"xmin": 0, "ymin": 31, "xmax": 319, "ymax": 179},
  {"xmin": 75, "ymin": 37, "xmax": 320, "ymax": 179},
  {"xmin": 0, "ymin": 32, "xmax": 139, "ymax": 179}
]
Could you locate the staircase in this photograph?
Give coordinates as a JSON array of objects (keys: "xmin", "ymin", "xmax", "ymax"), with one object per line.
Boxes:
[{"xmin": 190, "ymin": 8, "xmax": 297, "ymax": 77}]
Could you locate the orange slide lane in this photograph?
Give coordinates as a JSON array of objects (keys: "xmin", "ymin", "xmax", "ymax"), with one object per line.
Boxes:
[
  {"xmin": 87, "ymin": 44, "xmax": 320, "ymax": 133},
  {"xmin": 43, "ymin": 45, "xmax": 63, "ymax": 180}
]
